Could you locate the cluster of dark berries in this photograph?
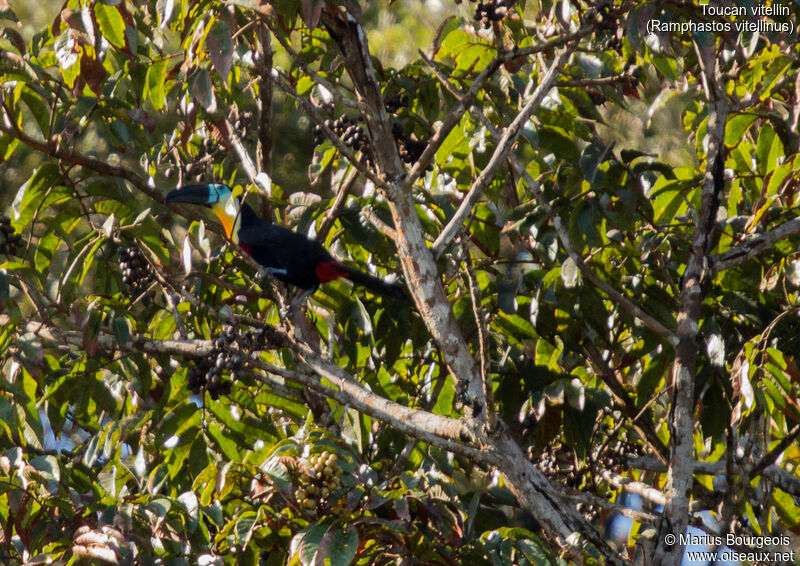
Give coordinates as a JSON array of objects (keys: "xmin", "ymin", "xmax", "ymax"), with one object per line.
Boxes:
[
  {"xmin": 532, "ymin": 439, "xmax": 583, "ymax": 489},
  {"xmin": 384, "ymin": 95, "xmax": 408, "ymax": 114},
  {"xmin": 118, "ymin": 246, "xmax": 154, "ymax": 296},
  {"xmin": 165, "ymin": 136, "xmax": 219, "ymax": 183},
  {"xmin": 186, "ymin": 324, "xmax": 269, "ymax": 400},
  {"xmin": 0, "ymin": 216, "xmax": 22, "ymax": 256},
  {"xmin": 589, "ymin": 1, "xmax": 620, "ymax": 30},
  {"xmin": 293, "ymin": 451, "xmax": 346, "ymax": 516},
  {"xmin": 232, "ymin": 110, "xmax": 254, "ymax": 136},
  {"xmin": 313, "ymin": 116, "xmax": 370, "ymax": 155},
  {"xmin": 392, "ymin": 123, "xmax": 429, "ymax": 168},
  {"xmin": 577, "ymin": 501, "xmax": 600, "ymax": 523},
  {"xmin": 624, "ymin": 58, "xmax": 643, "ymax": 87},
  {"xmin": 474, "ymin": 1, "xmax": 511, "ymax": 28},
  {"xmin": 186, "ymin": 352, "xmax": 233, "ymax": 400},
  {"xmin": 591, "ymin": 427, "xmax": 646, "ymax": 471},
  {"xmin": 588, "ymin": 411, "xmax": 646, "ymax": 473}
]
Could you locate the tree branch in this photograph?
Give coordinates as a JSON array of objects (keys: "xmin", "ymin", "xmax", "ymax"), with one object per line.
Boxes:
[
  {"xmin": 421, "ymin": 51, "xmax": 678, "ymax": 346},
  {"xmin": 0, "ymin": 104, "xmax": 161, "ymax": 203},
  {"xmin": 709, "ymin": 218, "xmax": 800, "ymax": 273},
  {"xmin": 400, "ymin": 22, "xmax": 595, "ymax": 191},
  {"xmin": 0, "ymin": 313, "xmax": 481, "ymax": 459},
  {"xmin": 256, "ymin": 22, "xmax": 274, "ymax": 175},
  {"xmin": 223, "ymin": 114, "xmax": 272, "ymax": 198},
  {"xmin": 260, "ymin": 15, "xmax": 363, "ymax": 112},
  {"xmin": 653, "ymin": 45, "xmax": 728, "ymax": 566},
  {"xmin": 431, "ymin": 50, "xmax": 568, "ymax": 258},
  {"xmin": 320, "ymin": 6, "xmax": 487, "ymax": 417}
]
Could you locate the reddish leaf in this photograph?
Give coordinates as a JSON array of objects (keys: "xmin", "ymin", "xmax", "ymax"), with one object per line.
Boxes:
[
  {"xmin": 181, "ymin": 103, "xmax": 197, "ymax": 149},
  {"xmin": 80, "ymin": 53, "xmax": 106, "ymax": 94},
  {"xmin": 207, "ymin": 20, "xmax": 233, "ymax": 83},
  {"xmin": 301, "ymin": 0, "xmax": 323, "ymax": 30},
  {"xmin": 207, "ymin": 118, "xmax": 232, "ymax": 149}
]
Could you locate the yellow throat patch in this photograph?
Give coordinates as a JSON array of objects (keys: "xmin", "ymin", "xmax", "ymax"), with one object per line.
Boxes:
[{"xmin": 211, "ymin": 198, "xmax": 240, "ymax": 243}]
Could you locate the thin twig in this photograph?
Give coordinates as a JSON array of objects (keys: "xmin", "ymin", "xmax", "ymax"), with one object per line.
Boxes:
[
  {"xmin": 461, "ymin": 242, "xmax": 495, "ymax": 429},
  {"xmin": 0, "ymin": 104, "xmax": 160, "ymax": 202},
  {"xmin": 709, "ymin": 218, "xmax": 800, "ymax": 273},
  {"xmin": 316, "ymin": 164, "xmax": 359, "ymax": 242},
  {"xmin": 223, "ymin": 115, "xmax": 272, "ymax": 198},
  {"xmin": 360, "ymin": 206, "xmax": 398, "ymax": 241}
]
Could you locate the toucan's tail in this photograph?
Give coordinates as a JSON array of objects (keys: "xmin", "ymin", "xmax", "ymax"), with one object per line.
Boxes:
[{"xmin": 341, "ymin": 265, "xmax": 407, "ymax": 300}]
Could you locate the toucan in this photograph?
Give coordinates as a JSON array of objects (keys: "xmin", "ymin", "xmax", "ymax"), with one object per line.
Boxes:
[{"xmin": 165, "ymin": 183, "xmax": 406, "ymax": 306}]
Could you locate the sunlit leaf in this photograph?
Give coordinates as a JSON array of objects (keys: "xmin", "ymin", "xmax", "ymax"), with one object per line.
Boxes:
[{"xmin": 94, "ymin": 2, "xmax": 126, "ymax": 49}]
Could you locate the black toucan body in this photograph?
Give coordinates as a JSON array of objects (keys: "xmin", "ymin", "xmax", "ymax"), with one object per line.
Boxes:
[{"xmin": 165, "ymin": 184, "xmax": 406, "ymax": 303}]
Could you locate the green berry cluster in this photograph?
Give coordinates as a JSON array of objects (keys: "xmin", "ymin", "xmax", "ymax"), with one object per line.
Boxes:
[
  {"xmin": 0, "ymin": 216, "xmax": 22, "ymax": 256},
  {"xmin": 118, "ymin": 246, "xmax": 154, "ymax": 296},
  {"xmin": 294, "ymin": 451, "xmax": 345, "ymax": 515}
]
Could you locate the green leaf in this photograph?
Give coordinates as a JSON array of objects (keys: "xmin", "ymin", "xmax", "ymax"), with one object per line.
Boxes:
[
  {"xmin": 54, "ymin": 31, "xmax": 80, "ymax": 87},
  {"xmin": 326, "ymin": 526, "xmax": 359, "ymax": 566},
  {"xmin": 236, "ymin": 510, "xmax": 258, "ymax": 545},
  {"xmin": 579, "ymin": 143, "xmax": 610, "ymax": 188},
  {"xmin": 518, "ymin": 537, "xmax": 553, "ymax": 566},
  {"xmin": 650, "ymin": 52, "xmax": 677, "ymax": 80},
  {"xmin": 725, "ymin": 114, "xmax": 758, "ymax": 148},
  {"xmin": 290, "ymin": 522, "xmax": 330, "ymax": 566},
  {"xmin": 772, "ymin": 488, "xmax": 800, "ymax": 528},
  {"xmin": 189, "ymin": 68, "xmax": 217, "ymax": 113},
  {"xmin": 0, "ymin": 3, "xmax": 20, "ymax": 22},
  {"xmin": 94, "ymin": 3, "xmax": 127, "ymax": 49},
  {"xmin": 149, "ymin": 497, "xmax": 172, "ymax": 517},
  {"xmin": 206, "ymin": 422, "xmax": 240, "ymax": 461},
  {"xmin": 0, "ymin": 271, "xmax": 9, "ymax": 302},
  {"xmin": 146, "ymin": 58, "xmax": 168, "ymax": 110},
  {"xmin": 12, "ymin": 164, "xmax": 67, "ymax": 229},
  {"xmin": 112, "ymin": 316, "xmax": 130, "ymax": 345},
  {"xmin": 497, "ymin": 279, "xmax": 518, "ymax": 314},
  {"xmin": 207, "ymin": 20, "xmax": 233, "ymax": 83}
]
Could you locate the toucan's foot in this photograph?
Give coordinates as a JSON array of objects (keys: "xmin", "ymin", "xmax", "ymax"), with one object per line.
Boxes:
[
  {"xmin": 258, "ymin": 267, "xmax": 288, "ymax": 281},
  {"xmin": 279, "ymin": 287, "xmax": 316, "ymax": 320}
]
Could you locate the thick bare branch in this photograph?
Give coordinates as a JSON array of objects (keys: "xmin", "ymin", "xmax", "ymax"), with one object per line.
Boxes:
[
  {"xmin": 320, "ymin": 6, "xmax": 487, "ymax": 416},
  {"xmin": 629, "ymin": 456, "xmax": 800, "ymax": 498},
  {"xmin": 710, "ymin": 218, "xmax": 800, "ymax": 273},
  {"xmin": 653, "ymin": 46, "xmax": 729, "ymax": 566},
  {"xmin": 0, "ymin": 314, "xmax": 478, "ymax": 458},
  {"xmin": 598, "ymin": 468, "xmax": 667, "ymax": 507}
]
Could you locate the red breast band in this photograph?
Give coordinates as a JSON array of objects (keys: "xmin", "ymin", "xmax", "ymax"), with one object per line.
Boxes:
[{"xmin": 315, "ymin": 261, "xmax": 347, "ymax": 283}]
